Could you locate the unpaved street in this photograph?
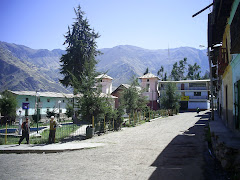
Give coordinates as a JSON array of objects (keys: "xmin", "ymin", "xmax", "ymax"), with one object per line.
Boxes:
[{"xmin": 1, "ymin": 111, "xmax": 211, "ymax": 180}]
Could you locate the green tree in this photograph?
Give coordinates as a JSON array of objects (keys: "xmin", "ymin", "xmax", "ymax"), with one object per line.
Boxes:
[
  {"xmin": 160, "ymin": 82, "xmax": 180, "ymax": 112},
  {"xmin": 171, "ymin": 62, "xmax": 179, "ymax": 81},
  {"xmin": 157, "ymin": 66, "xmax": 164, "ymax": 80},
  {"xmin": 170, "ymin": 58, "xmax": 187, "ymax": 81},
  {"xmin": 0, "ymin": 90, "xmax": 17, "ymax": 122},
  {"xmin": 120, "ymin": 78, "xmax": 148, "ymax": 114},
  {"xmin": 202, "ymin": 70, "xmax": 210, "ymax": 79},
  {"xmin": 59, "ymin": 5, "xmax": 100, "ymax": 88},
  {"xmin": 187, "ymin": 63, "xmax": 201, "ymax": 80},
  {"xmin": 59, "ymin": 5, "xmax": 110, "ymax": 124}
]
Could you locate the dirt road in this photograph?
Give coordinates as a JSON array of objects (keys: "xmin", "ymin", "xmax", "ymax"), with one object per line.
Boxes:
[{"xmin": 0, "ymin": 111, "xmax": 211, "ymax": 180}]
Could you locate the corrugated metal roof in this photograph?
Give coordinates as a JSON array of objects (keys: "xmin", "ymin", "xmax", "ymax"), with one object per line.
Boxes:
[
  {"xmin": 139, "ymin": 73, "xmax": 159, "ymax": 79},
  {"xmin": 10, "ymin": 91, "xmax": 74, "ymax": 98}
]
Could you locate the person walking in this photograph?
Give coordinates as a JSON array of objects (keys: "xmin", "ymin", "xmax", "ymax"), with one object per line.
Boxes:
[
  {"xmin": 48, "ymin": 116, "xmax": 57, "ymax": 143},
  {"xmin": 18, "ymin": 117, "xmax": 30, "ymax": 145}
]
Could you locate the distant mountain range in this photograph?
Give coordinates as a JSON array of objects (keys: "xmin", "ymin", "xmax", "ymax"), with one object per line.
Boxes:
[{"xmin": 0, "ymin": 41, "xmax": 209, "ymax": 92}]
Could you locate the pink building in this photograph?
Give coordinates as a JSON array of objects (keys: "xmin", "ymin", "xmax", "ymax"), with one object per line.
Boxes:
[
  {"xmin": 95, "ymin": 74, "xmax": 113, "ymax": 95},
  {"xmin": 139, "ymin": 73, "xmax": 160, "ymax": 110}
]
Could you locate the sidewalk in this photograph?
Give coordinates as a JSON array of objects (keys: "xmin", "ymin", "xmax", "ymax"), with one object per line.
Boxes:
[
  {"xmin": 209, "ymin": 111, "xmax": 240, "ymax": 174},
  {"xmin": 0, "ymin": 141, "xmax": 105, "ymax": 154}
]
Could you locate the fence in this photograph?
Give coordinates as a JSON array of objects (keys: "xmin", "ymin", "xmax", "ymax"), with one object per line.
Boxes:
[{"xmin": 0, "ymin": 109, "xmax": 173, "ymax": 145}]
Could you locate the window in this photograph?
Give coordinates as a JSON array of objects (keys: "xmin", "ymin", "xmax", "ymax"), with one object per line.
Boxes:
[
  {"xmin": 62, "ymin": 100, "xmax": 65, "ymax": 103},
  {"xmin": 147, "ymin": 79, "xmax": 149, "ymax": 82},
  {"xmin": 26, "ymin": 98, "xmax": 28, "ymax": 101},
  {"xmin": 194, "ymin": 92, "xmax": 201, "ymax": 96},
  {"xmin": 47, "ymin": 99, "xmax": 50, "ymax": 102},
  {"xmin": 189, "ymin": 83, "xmax": 206, "ymax": 87},
  {"xmin": 146, "ymin": 84, "xmax": 150, "ymax": 92}
]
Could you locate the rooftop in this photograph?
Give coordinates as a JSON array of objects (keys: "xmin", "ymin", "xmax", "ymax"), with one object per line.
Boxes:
[
  {"xmin": 10, "ymin": 91, "xmax": 74, "ymax": 98},
  {"xmin": 95, "ymin": 74, "xmax": 113, "ymax": 80},
  {"xmin": 138, "ymin": 73, "xmax": 159, "ymax": 79},
  {"xmin": 159, "ymin": 79, "xmax": 210, "ymax": 83}
]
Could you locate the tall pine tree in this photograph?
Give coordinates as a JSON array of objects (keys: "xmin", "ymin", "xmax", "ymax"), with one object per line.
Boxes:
[{"xmin": 59, "ymin": 5, "xmax": 100, "ymax": 89}]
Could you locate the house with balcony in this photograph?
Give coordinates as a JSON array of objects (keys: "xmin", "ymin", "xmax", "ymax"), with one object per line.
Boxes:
[
  {"xmin": 208, "ymin": 0, "xmax": 240, "ymax": 133},
  {"xmin": 159, "ymin": 80, "xmax": 210, "ymax": 111}
]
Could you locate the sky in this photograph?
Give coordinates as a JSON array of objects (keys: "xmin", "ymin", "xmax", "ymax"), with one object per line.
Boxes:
[{"xmin": 0, "ymin": 0, "xmax": 213, "ymax": 51}]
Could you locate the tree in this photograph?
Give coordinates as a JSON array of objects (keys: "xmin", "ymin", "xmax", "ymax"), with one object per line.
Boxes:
[
  {"xmin": 160, "ymin": 83, "xmax": 180, "ymax": 112},
  {"xmin": 59, "ymin": 5, "xmax": 111, "ymax": 124},
  {"xmin": 187, "ymin": 63, "xmax": 201, "ymax": 80},
  {"xmin": 202, "ymin": 70, "xmax": 210, "ymax": 79},
  {"xmin": 120, "ymin": 78, "xmax": 148, "ymax": 114},
  {"xmin": 144, "ymin": 68, "xmax": 149, "ymax": 75},
  {"xmin": 59, "ymin": 5, "xmax": 100, "ymax": 88},
  {"xmin": 171, "ymin": 62, "xmax": 179, "ymax": 81},
  {"xmin": 170, "ymin": 58, "xmax": 187, "ymax": 81},
  {"xmin": 0, "ymin": 90, "xmax": 17, "ymax": 123},
  {"xmin": 157, "ymin": 66, "xmax": 164, "ymax": 80}
]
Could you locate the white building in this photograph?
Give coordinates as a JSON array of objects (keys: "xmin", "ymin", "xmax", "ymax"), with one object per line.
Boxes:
[{"xmin": 159, "ymin": 79, "xmax": 210, "ymax": 110}]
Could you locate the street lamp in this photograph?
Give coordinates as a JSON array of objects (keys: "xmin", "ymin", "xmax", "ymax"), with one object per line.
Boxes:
[
  {"xmin": 58, "ymin": 100, "xmax": 61, "ymax": 122},
  {"xmin": 36, "ymin": 91, "xmax": 40, "ymax": 133}
]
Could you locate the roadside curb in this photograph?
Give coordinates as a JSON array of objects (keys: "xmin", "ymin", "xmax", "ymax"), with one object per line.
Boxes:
[{"xmin": 0, "ymin": 142, "xmax": 105, "ymax": 154}]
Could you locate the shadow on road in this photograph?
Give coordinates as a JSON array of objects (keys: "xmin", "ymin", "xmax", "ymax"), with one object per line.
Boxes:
[{"xmin": 148, "ymin": 112, "xmax": 228, "ymax": 180}]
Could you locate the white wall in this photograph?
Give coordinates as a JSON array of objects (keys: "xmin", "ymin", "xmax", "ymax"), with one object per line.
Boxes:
[{"xmin": 188, "ymin": 101, "xmax": 210, "ymax": 110}]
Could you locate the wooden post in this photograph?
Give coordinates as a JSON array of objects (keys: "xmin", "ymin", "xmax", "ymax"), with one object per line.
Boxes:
[
  {"xmin": 92, "ymin": 116, "xmax": 94, "ymax": 129},
  {"xmin": 144, "ymin": 111, "xmax": 145, "ymax": 121},
  {"xmin": 129, "ymin": 114, "xmax": 131, "ymax": 124},
  {"xmin": 113, "ymin": 118, "xmax": 114, "ymax": 131},
  {"xmin": 104, "ymin": 116, "xmax": 106, "ymax": 132}
]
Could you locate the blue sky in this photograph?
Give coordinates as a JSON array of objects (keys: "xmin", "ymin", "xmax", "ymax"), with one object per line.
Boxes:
[{"xmin": 0, "ymin": 0, "xmax": 212, "ymax": 50}]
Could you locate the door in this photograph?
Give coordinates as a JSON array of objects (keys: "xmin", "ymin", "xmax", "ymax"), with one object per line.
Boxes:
[
  {"xmin": 181, "ymin": 84, "xmax": 184, "ymax": 90},
  {"xmin": 235, "ymin": 81, "xmax": 240, "ymax": 129}
]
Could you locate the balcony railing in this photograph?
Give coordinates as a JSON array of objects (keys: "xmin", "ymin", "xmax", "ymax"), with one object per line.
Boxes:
[{"xmin": 218, "ymin": 47, "xmax": 228, "ymax": 75}]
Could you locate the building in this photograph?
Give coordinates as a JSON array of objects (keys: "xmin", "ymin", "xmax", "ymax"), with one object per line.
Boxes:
[
  {"xmin": 95, "ymin": 74, "xmax": 113, "ymax": 94},
  {"xmin": 111, "ymin": 84, "xmax": 141, "ymax": 108},
  {"xmin": 159, "ymin": 80, "xmax": 210, "ymax": 110},
  {"xmin": 10, "ymin": 91, "xmax": 73, "ymax": 118},
  {"xmin": 139, "ymin": 73, "xmax": 160, "ymax": 110},
  {"xmin": 208, "ymin": 0, "xmax": 240, "ymax": 133}
]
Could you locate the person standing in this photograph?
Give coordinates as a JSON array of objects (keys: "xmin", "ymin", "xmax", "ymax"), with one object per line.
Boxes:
[
  {"xmin": 18, "ymin": 110, "xmax": 22, "ymax": 135},
  {"xmin": 48, "ymin": 116, "xmax": 57, "ymax": 143},
  {"xmin": 18, "ymin": 117, "xmax": 30, "ymax": 145}
]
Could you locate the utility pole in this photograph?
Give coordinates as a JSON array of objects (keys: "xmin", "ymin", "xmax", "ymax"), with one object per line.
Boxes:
[{"xmin": 208, "ymin": 47, "xmax": 214, "ymax": 120}]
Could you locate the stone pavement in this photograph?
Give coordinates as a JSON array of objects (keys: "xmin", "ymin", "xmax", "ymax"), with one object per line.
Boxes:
[{"xmin": 0, "ymin": 141, "xmax": 105, "ymax": 153}]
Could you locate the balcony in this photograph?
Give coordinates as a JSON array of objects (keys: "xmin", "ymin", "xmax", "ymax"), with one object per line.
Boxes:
[{"xmin": 218, "ymin": 47, "xmax": 228, "ymax": 75}]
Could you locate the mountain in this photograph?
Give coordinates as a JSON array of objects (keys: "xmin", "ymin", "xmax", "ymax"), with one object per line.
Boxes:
[
  {"xmin": 0, "ymin": 41, "xmax": 209, "ymax": 92},
  {"xmin": 0, "ymin": 41, "xmax": 69, "ymax": 93},
  {"xmin": 96, "ymin": 45, "xmax": 209, "ymax": 88}
]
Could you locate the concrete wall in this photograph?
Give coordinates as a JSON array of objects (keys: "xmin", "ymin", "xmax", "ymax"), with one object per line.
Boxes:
[
  {"xmin": 222, "ymin": 65, "xmax": 234, "ymax": 130},
  {"xmin": 141, "ymin": 77, "xmax": 158, "ymax": 101},
  {"xmin": 231, "ymin": 54, "xmax": 240, "ymax": 134},
  {"xmin": 188, "ymin": 101, "xmax": 210, "ymax": 110}
]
